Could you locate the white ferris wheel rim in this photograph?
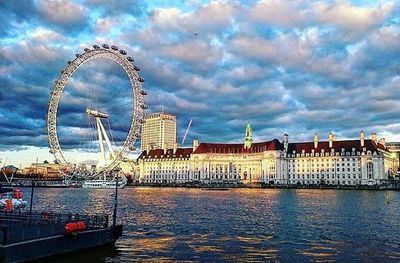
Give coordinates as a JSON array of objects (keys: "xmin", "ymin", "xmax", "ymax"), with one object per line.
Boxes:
[{"xmin": 46, "ymin": 44, "xmax": 147, "ymax": 173}]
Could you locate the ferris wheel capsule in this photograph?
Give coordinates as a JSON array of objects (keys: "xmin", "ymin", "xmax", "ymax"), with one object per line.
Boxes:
[
  {"xmin": 127, "ymin": 57, "xmax": 134, "ymax": 62},
  {"xmin": 102, "ymin": 44, "xmax": 110, "ymax": 49},
  {"xmin": 84, "ymin": 48, "xmax": 90, "ymax": 52},
  {"xmin": 138, "ymin": 77, "xmax": 144, "ymax": 82},
  {"xmin": 134, "ymin": 66, "xmax": 140, "ymax": 71},
  {"xmin": 93, "ymin": 45, "xmax": 100, "ymax": 49},
  {"xmin": 140, "ymin": 90, "xmax": 147, "ymax": 95},
  {"xmin": 111, "ymin": 45, "xmax": 118, "ymax": 51},
  {"xmin": 141, "ymin": 104, "xmax": 148, "ymax": 109},
  {"xmin": 119, "ymin": 50, "xmax": 127, "ymax": 55},
  {"xmin": 128, "ymin": 145, "xmax": 135, "ymax": 151}
]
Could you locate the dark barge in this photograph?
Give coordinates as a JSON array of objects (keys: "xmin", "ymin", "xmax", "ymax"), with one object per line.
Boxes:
[{"xmin": 0, "ymin": 210, "xmax": 122, "ymax": 262}]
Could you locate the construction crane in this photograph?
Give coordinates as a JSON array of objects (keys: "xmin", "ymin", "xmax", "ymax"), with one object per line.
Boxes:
[{"xmin": 181, "ymin": 118, "xmax": 192, "ymax": 146}]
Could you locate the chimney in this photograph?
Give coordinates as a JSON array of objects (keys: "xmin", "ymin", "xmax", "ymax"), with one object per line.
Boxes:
[
  {"xmin": 328, "ymin": 132, "xmax": 334, "ymax": 148},
  {"xmin": 163, "ymin": 143, "xmax": 168, "ymax": 154},
  {"xmin": 371, "ymin": 133, "xmax": 377, "ymax": 143},
  {"xmin": 283, "ymin": 134, "xmax": 289, "ymax": 152},
  {"xmin": 379, "ymin": 138, "xmax": 386, "ymax": 147},
  {"xmin": 360, "ymin": 131, "xmax": 365, "ymax": 147},
  {"xmin": 173, "ymin": 143, "xmax": 178, "ymax": 154},
  {"xmin": 314, "ymin": 133, "xmax": 319, "ymax": 148},
  {"xmin": 146, "ymin": 145, "xmax": 151, "ymax": 153},
  {"xmin": 193, "ymin": 139, "xmax": 199, "ymax": 151}
]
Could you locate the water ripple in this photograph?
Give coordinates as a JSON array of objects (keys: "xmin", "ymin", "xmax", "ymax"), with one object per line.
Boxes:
[{"xmin": 30, "ymin": 188, "xmax": 400, "ymax": 262}]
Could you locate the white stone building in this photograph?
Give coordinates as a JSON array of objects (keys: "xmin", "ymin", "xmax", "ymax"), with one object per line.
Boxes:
[
  {"xmin": 286, "ymin": 131, "xmax": 396, "ymax": 186},
  {"xmin": 137, "ymin": 125, "xmax": 397, "ymax": 186}
]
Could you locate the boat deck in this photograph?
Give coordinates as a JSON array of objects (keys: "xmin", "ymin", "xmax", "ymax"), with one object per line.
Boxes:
[{"xmin": 0, "ymin": 210, "xmax": 122, "ymax": 262}]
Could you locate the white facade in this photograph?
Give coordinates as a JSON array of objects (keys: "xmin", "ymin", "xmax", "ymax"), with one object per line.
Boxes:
[
  {"xmin": 139, "ymin": 147, "xmax": 192, "ymax": 184},
  {"xmin": 286, "ymin": 149, "xmax": 389, "ymax": 186},
  {"xmin": 137, "ymin": 131, "xmax": 398, "ymax": 186}
]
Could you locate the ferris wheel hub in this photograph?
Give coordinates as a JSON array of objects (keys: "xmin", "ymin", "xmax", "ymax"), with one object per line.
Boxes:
[{"xmin": 86, "ymin": 108, "xmax": 109, "ymax": 118}]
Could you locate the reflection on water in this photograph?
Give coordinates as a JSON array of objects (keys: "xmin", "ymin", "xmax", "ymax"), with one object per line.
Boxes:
[{"xmin": 27, "ymin": 188, "xmax": 400, "ymax": 262}]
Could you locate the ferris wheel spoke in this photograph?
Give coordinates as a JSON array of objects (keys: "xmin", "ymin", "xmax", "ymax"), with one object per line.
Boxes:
[{"xmin": 103, "ymin": 100, "xmax": 133, "ymax": 112}]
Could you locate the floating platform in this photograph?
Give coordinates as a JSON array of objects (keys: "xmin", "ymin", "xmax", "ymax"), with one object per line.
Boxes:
[{"xmin": 0, "ymin": 210, "xmax": 122, "ymax": 262}]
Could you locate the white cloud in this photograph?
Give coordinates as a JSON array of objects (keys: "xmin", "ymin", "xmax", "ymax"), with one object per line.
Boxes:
[
  {"xmin": 30, "ymin": 27, "xmax": 66, "ymax": 42},
  {"xmin": 150, "ymin": 1, "xmax": 236, "ymax": 33},
  {"xmin": 0, "ymin": 42, "xmax": 62, "ymax": 65},
  {"xmin": 150, "ymin": 8, "xmax": 182, "ymax": 31},
  {"xmin": 161, "ymin": 39, "xmax": 223, "ymax": 68},
  {"xmin": 222, "ymin": 65, "xmax": 265, "ymax": 82},
  {"xmin": 315, "ymin": 1, "xmax": 396, "ymax": 37},
  {"xmin": 230, "ymin": 36, "xmax": 276, "ymax": 60},
  {"xmin": 248, "ymin": 0, "xmax": 396, "ymax": 39},
  {"xmin": 250, "ymin": 0, "xmax": 313, "ymax": 27},
  {"xmin": 95, "ymin": 17, "xmax": 120, "ymax": 34},
  {"xmin": 369, "ymin": 25, "xmax": 400, "ymax": 49},
  {"xmin": 147, "ymin": 91, "xmax": 209, "ymax": 112},
  {"xmin": 36, "ymin": 0, "xmax": 88, "ymax": 25}
]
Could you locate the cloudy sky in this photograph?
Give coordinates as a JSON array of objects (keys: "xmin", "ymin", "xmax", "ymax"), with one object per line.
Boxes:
[{"xmin": 1, "ymin": 0, "xmax": 400, "ymax": 166}]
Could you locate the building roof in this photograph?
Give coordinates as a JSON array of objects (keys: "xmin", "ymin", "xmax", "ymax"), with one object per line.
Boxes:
[
  {"xmin": 145, "ymin": 112, "xmax": 176, "ymax": 119},
  {"xmin": 138, "ymin": 147, "xmax": 193, "ymax": 159},
  {"xmin": 287, "ymin": 139, "xmax": 388, "ymax": 154},
  {"xmin": 193, "ymin": 139, "xmax": 283, "ymax": 154},
  {"xmin": 138, "ymin": 138, "xmax": 389, "ymax": 160}
]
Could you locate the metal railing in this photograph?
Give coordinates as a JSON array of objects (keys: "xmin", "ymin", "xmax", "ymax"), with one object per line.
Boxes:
[{"xmin": 0, "ymin": 210, "xmax": 109, "ymax": 245}]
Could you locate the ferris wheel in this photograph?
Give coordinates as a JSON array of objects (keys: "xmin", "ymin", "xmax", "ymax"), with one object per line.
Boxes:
[{"xmin": 47, "ymin": 44, "xmax": 147, "ymax": 177}]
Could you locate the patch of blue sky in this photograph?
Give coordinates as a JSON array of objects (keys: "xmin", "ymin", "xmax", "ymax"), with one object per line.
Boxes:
[{"xmin": 147, "ymin": 0, "xmax": 198, "ymax": 13}]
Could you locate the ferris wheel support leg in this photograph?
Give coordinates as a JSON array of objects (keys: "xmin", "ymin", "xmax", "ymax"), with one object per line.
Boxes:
[
  {"xmin": 96, "ymin": 117, "xmax": 106, "ymax": 161},
  {"xmin": 2, "ymin": 171, "xmax": 10, "ymax": 184},
  {"xmin": 10, "ymin": 171, "xmax": 14, "ymax": 184},
  {"xmin": 98, "ymin": 118, "xmax": 116, "ymax": 160}
]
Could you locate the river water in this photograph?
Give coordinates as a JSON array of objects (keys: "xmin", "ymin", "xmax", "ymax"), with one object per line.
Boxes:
[{"xmin": 29, "ymin": 187, "xmax": 400, "ymax": 262}]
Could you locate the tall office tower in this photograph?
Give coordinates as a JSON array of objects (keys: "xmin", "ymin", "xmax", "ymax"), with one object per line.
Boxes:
[{"xmin": 141, "ymin": 112, "xmax": 177, "ymax": 151}]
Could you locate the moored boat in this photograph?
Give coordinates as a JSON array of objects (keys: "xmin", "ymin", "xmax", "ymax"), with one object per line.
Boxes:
[
  {"xmin": 0, "ymin": 178, "xmax": 123, "ymax": 262},
  {"xmin": 0, "ymin": 210, "xmax": 122, "ymax": 262},
  {"xmin": 0, "ymin": 188, "xmax": 28, "ymax": 209},
  {"xmin": 82, "ymin": 178, "xmax": 126, "ymax": 189}
]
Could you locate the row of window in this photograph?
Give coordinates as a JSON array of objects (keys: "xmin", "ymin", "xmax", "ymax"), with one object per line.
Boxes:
[
  {"xmin": 289, "ymin": 162, "xmax": 361, "ymax": 167},
  {"xmin": 144, "ymin": 174, "xmax": 241, "ymax": 180},
  {"xmin": 287, "ymin": 150, "xmax": 374, "ymax": 158},
  {"xmin": 288, "ymin": 157, "xmax": 360, "ymax": 162},
  {"xmin": 289, "ymin": 167, "xmax": 360, "ymax": 173},
  {"xmin": 289, "ymin": 180, "xmax": 362, "ymax": 185},
  {"xmin": 288, "ymin": 174, "xmax": 361, "ymax": 179}
]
